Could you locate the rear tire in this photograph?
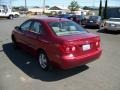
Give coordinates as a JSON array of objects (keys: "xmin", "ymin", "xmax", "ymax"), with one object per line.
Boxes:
[
  {"xmin": 12, "ymin": 36, "xmax": 18, "ymax": 48},
  {"xmin": 15, "ymin": 14, "xmax": 19, "ymax": 18},
  {"xmin": 38, "ymin": 51, "xmax": 50, "ymax": 71},
  {"xmin": 8, "ymin": 15, "xmax": 13, "ymax": 20}
]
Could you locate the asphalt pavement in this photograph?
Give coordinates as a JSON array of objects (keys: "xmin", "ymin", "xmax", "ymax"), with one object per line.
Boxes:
[{"xmin": 0, "ymin": 17, "xmax": 120, "ymax": 90}]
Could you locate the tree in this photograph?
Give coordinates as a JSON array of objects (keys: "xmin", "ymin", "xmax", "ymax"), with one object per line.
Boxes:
[
  {"xmin": 99, "ymin": 0, "xmax": 102, "ymax": 16},
  {"xmin": 103, "ymin": 0, "xmax": 108, "ymax": 19},
  {"xmin": 68, "ymin": 0, "xmax": 80, "ymax": 13},
  {"xmin": 45, "ymin": 5, "xmax": 50, "ymax": 8},
  {"xmin": 83, "ymin": 6, "xmax": 90, "ymax": 10}
]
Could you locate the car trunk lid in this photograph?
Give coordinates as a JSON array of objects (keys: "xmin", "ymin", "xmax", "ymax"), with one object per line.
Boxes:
[{"xmin": 58, "ymin": 33, "xmax": 100, "ymax": 55}]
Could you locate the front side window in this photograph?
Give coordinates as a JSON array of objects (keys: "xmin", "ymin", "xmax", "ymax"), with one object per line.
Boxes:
[
  {"xmin": 49, "ymin": 21, "xmax": 87, "ymax": 36},
  {"xmin": 20, "ymin": 21, "xmax": 32, "ymax": 31},
  {"xmin": 31, "ymin": 21, "xmax": 43, "ymax": 33}
]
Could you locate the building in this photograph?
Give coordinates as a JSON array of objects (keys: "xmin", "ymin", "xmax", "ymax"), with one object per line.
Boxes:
[
  {"xmin": 28, "ymin": 6, "xmax": 93, "ymax": 16},
  {"xmin": 107, "ymin": 7, "xmax": 120, "ymax": 18}
]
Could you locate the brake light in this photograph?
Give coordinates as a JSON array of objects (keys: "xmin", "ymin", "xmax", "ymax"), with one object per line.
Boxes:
[
  {"xmin": 71, "ymin": 46, "xmax": 76, "ymax": 51},
  {"xmin": 95, "ymin": 36, "xmax": 100, "ymax": 47},
  {"xmin": 96, "ymin": 42, "xmax": 99, "ymax": 46},
  {"xmin": 57, "ymin": 44, "xmax": 76, "ymax": 54},
  {"xmin": 96, "ymin": 41, "xmax": 100, "ymax": 48}
]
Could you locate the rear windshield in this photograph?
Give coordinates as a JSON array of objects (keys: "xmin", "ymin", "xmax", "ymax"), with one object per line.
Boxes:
[
  {"xmin": 89, "ymin": 16, "xmax": 99, "ymax": 20},
  {"xmin": 76, "ymin": 15, "xmax": 85, "ymax": 19},
  {"xmin": 48, "ymin": 21, "xmax": 87, "ymax": 36},
  {"xmin": 109, "ymin": 18, "xmax": 120, "ymax": 22}
]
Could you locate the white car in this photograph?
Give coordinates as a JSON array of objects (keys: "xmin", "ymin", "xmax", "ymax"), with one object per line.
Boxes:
[
  {"xmin": 12, "ymin": 11, "xmax": 20, "ymax": 18},
  {"xmin": 101, "ymin": 18, "xmax": 120, "ymax": 31},
  {"xmin": 0, "ymin": 5, "xmax": 20, "ymax": 19}
]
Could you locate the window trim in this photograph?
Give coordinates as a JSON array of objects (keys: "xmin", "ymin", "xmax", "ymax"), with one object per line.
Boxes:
[{"xmin": 20, "ymin": 20, "xmax": 33, "ymax": 31}]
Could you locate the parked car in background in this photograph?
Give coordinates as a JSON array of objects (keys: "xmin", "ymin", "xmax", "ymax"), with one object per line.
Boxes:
[
  {"xmin": 76, "ymin": 15, "xmax": 87, "ymax": 25},
  {"xmin": 57, "ymin": 14, "xmax": 71, "ymax": 19},
  {"xmin": 0, "ymin": 5, "xmax": 19, "ymax": 19},
  {"xmin": 12, "ymin": 11, "xmax": 20, "ymax": 18},
  {"xmin": 12, "ymin": 17, "xmax": 102, "ymax": 71},
  {"xmin": 69, "ymin": 15, "xmax": 80, "ymax": 24},
  {"xmin": 101, "ymin": 18, "xmax": 120, "ymax": 31},
  {"xmin": 86, "ymin": 16, "xmax": 102, "ymax": 28},
  {"xmin": 69, "ymin": 15, "xmax": 86, "ymax": 25}
]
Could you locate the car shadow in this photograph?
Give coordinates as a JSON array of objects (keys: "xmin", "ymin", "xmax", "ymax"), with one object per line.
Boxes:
[
  {"xmin": 2, "ymin": 43, "xmax": 89, "ymax": 82},
  {"xmin": 84, "ymin": 26, "xmax": 99, "ymax": 29},
  {"xmin": 97, "ymin": 29, "xmax": 120, "ymax": 35}
]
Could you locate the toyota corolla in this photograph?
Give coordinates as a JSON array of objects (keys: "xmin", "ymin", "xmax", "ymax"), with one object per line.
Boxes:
[{"xmin": 12, "ymin": 17, "xmax": 102, "ymax": 70}]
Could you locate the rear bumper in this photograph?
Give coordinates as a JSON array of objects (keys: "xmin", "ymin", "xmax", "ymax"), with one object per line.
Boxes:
[
  {"xmin": 58, "ymin": 48, "xmax": 102, "ymax": 69},
  {"xmin": 86, "ymin": 23, "xmax": 100, "ymax": 27}
]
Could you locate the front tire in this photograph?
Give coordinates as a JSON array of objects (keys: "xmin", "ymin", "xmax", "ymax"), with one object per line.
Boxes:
[
  {"xmin": 15, "ymin": 14, "xmax": 19, "ymax": 18},
  {"xmin": 8, "ymin": 15, "xmax": 13, "ymax": 20},
  {"xmin": 12, "ymin": 36, "xmax": 18, "ymax": 48},
  {"xmin": 38, "ymin": 51, "xmax": 49, "ymax": 71}
]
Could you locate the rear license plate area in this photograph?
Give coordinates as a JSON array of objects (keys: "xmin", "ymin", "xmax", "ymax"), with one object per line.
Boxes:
[{"xmin": 82, "ymin": 44, "xmax": 91, "ymax": 51}]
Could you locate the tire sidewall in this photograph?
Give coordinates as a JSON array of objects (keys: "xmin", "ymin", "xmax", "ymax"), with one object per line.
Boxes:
[
  {"xmin": 12, "ymin": 36, "xmax": 18, "ymax": 48},
  {"xmin": 38, "ymin": 51, "xmax": 49, "ymax": 71},
  {"xmin": 15, "ymin": 14, "xmax": 19, "ymax": 18},
  {"xmin": 9, "ymin": 15, "xmax": 13, "ymax": 19}
]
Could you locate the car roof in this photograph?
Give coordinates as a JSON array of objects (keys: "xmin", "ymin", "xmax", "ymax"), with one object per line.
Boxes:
[{"xmin": 30, "ymin": 17, "xmax": 70, "ymax": 23}]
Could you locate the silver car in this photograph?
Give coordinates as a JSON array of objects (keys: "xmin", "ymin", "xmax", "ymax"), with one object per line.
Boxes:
[{"xmin": 101, "ymin": 18, "xmax": 120, "ymax": 31}]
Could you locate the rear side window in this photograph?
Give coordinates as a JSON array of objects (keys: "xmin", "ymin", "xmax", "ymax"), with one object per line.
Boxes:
[{"xmin": 20, "ymin": 20, "xmax": 32, "ymax": 31}]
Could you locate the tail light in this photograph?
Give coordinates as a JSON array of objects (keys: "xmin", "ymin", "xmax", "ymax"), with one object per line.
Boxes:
[
  {"xmin": 96, "ymin": 41, "xmax": 100, "ymax": 47},
  {"xmin": 56, "ymin": 44, "xmax": 77, "ymax": 54},
  {"xmin": 95, "ymin": 37, "xmax": 100, "ymax": 47},
  {"xmin": 96, "ymin": 42, "xmax": 99, "ymax": 46}
]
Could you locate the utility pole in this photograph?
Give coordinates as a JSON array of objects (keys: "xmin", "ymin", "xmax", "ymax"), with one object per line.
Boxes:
[
  {"xmin": 25, "ymin": 0, "xmax": 27, "ymax": 15},
  {"xmin": 43, "ymin": 0, "xmax": 45, "ymax": 14},
  {"xmin": 25, "ymin": 0, "xmax": 27, "ymax": 9}
]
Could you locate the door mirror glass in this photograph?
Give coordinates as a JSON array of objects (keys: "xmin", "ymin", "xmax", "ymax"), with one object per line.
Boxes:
[{"xmin": 15, "ymin": 26, "xmax": 21, "ymax": 30}]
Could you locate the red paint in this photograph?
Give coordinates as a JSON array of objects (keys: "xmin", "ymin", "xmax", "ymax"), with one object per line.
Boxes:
[{"xmin": 12, "ymin": 17, "xmax": 102, "ymax": 69}]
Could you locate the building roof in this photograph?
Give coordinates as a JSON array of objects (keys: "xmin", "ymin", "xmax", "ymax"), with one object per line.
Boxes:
[
  {"xmin": 30, "ymin": 17, "xmax": 69, "ymax": 23},
  {"xmin": 49, "ymin": 6, "xmax": 62, "ymax": 10}
]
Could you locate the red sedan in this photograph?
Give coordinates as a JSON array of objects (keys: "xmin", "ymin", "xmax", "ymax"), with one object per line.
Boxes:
[{"xmin": 12, "ymin": 17, "xmax": 102, "ymax": 70}]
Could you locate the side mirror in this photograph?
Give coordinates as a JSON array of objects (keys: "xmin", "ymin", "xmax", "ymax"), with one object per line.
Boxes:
[{"xmin": 15, "ymin": 26, "xmax": 21, "ymax": 30}]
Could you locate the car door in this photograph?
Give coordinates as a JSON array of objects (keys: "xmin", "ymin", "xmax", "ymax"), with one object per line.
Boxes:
[
  {"xmin": 15, "ymin": 20, "xmax": 33, "ymax": 49},
  {"xmin": 24, "ymin": 20, "xmax": 44, "ymax": 55}
]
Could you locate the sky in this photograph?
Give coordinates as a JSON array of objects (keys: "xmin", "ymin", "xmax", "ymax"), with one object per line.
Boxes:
[{"xmin": 0, "ymin": 0, "xmax": 120, "ymax": 7}]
